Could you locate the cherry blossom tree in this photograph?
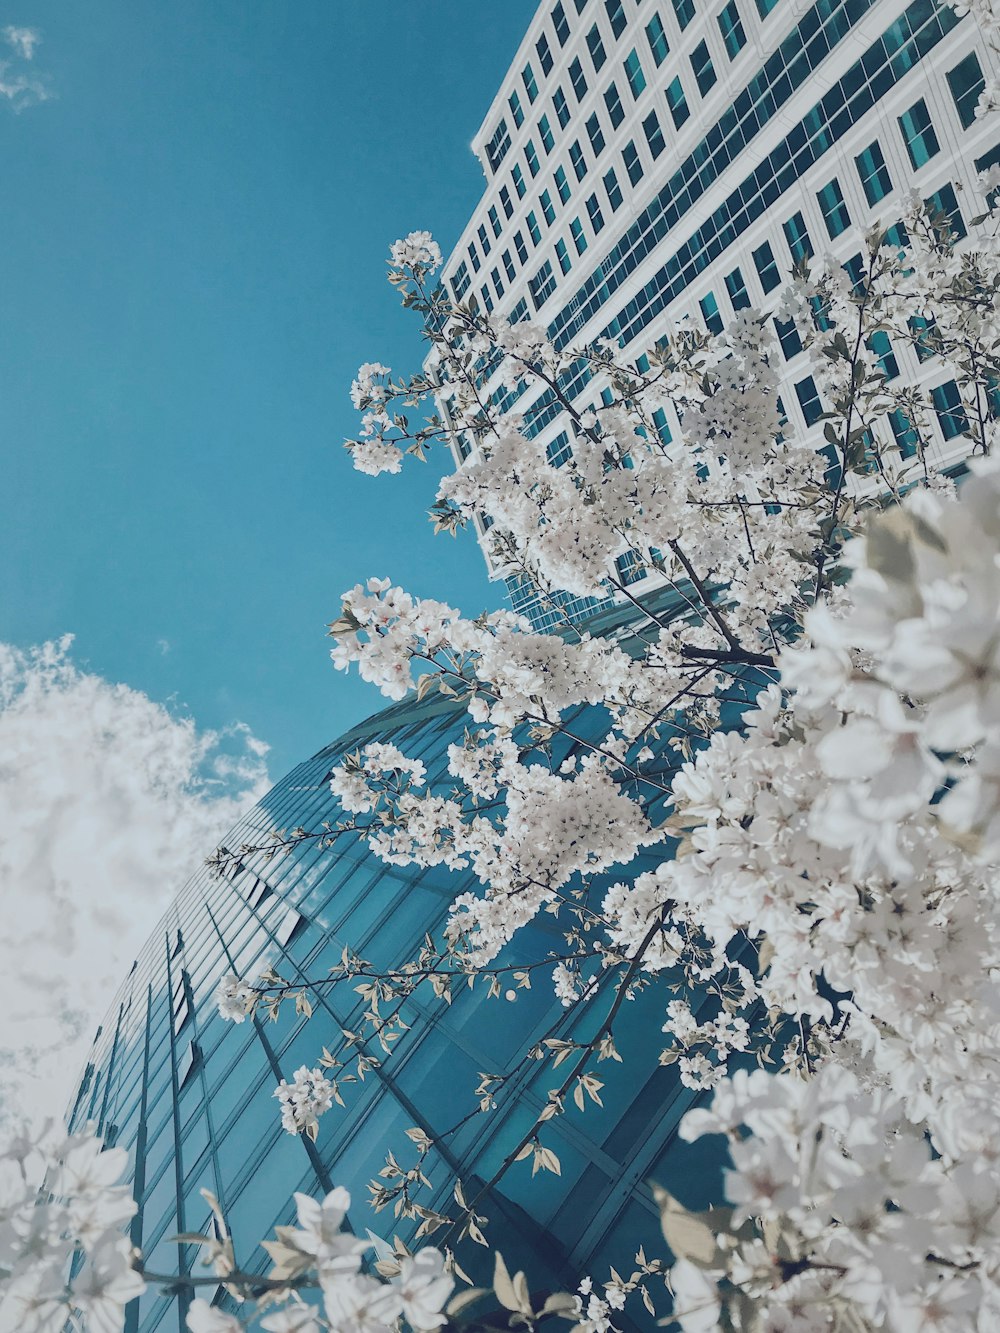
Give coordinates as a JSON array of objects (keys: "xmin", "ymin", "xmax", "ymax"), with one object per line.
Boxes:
[{"xmin": 6, "ymin": 43, "xmax": 1000, "ymax": 1333}]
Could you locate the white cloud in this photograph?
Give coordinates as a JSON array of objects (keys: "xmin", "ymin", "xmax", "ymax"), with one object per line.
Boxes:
[
  {"xmin": 157, "ymin": 637, "xmax": 172, "ymax": 656},
  {"xmin": 3, "ymin": 25, "xmax": 39, "ymax": 60},
  {"xmin": 0, "ymin": 25, "xmax": 49, "ymax": 110},
  {"xmin": 0, "ymin": 636, "xmax": 270, "ymax": 1128}
]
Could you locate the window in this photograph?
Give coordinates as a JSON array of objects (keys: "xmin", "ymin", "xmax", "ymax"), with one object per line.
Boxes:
[
  {"xmin": 855, "ymin": 140, "xmax": 892, "ymax": 205},
  {"xmin": 606, "ymin": 0, "xmax": 627, "ymax": 36},
  {"xmin": 756, "ymin": 0, "xmax": 779, "ymax": 16},
  {"xmin": 615, "ymin": 549, "xmax": 645, "ymax": 585},
  {"xmin": 604, "ymin": 82, "xmax": 625, "ymax": 128},
  {"xmin": 752, "ymin": 240, "xmax": 780, "ymax": 292},
  {"xmin": 898, "ymin": 99, "xmax": 939, "ymax": 169},
  {"xmin": 699, "ymin": 291, "xmax": 723, "ymax": 334},
  {"xmin": 547, "ymin": 431, "xmax": 573, "ymax": 467},
  {"xmin": 552, "ymin": 1, "xmax": 570, "ymax": 44},
  {"xmin": 502, "ymin": 249, "xmax": 516, "ymax": 282},
  {"xmin": 587, "ymin": 192, "xmax": 605, "ymax": 233},
  {"xmin": 623, "ymin": 139, "xmax": 643, "ymax": 185},
  {"xmin": 510, "ymin": 297, "xmax": 528, "ymax": 324},
  {"xmin": 541, "ymin": 189, "xmax": 556, "ymax": 224},
  {"xmin": 665, "ymin": 76, "xmax": 689, "ymax": 129},
  {"xmin": 574, "ymin": 0, "xmax": 587, "ymax": 12},
  {"xmin": 795, "ymin": 376, "xmax": 823, "ymax": 427},
  {"xmin": 652, "ymin": 407, "xmax": 673, "ymax": 444},
  {"xmin": 643, "ymin": 110, "xmax": 665, "ymax": 159},
  {"xmin": 570, "ymin": 140, "xmax": 588, "ymax": 181},
  {"xmin": 724, "ymin": 267, "xmax": 749, "ymax": 310},
  {"xmin": 926, "ymin": 183, "xmax": 966, "ymax": 240},
  {"xmin": 587, "ymin": 24, "xmax": 607, "ymax": 71},
  {"xmin": 537, "ymin": 33, "xmax": 554, "ymax": 75},
  {"xmin": 624, "ymin": 49, "xmax": 646, "ymax": 99},
  {"xmin": 817, "ymin": 178, "xmax": 850, "ymax": 238},
  {"xmin": 718, "ymin": 1, "xmax": 746, "ymax": 58},
  {"xmin": 529, "ymin": 259, "xmax": 556, "ymax": 309},
  {"xmin": 527, "ymin": 210, "xmax": 541, "ymax": 245},
  {"xmin": 646, "ymin": 14, "xmax": 670, "ymax": 65},
  {"xmin": 491, "ymin": 266, "xmax": 504, "ymax": 298},
  {"xmin": 883, "ymin": 220, "xmax": 909, "ymax": 253},
  {"xmin": 485, "ymin": 118, "xmax": 511, "ymax": 172},
  {"xmin": 555, "ymin": 165, "xmax": 571, "ymax": 203},
  {"xmin": 931, "ymin": 380, "xmax": 968, "ymax": 439},
  {"xmin": 691, "ymin": 40, "xmax": 716, "ymax": 95},
  {"xmin": 868, "ymin": 331, "xmax": 899, "ymax": 380},
  {"xmin": 783, "ymin": 211, "xmax": 813, "ymax": 264},
  {"xmin": 569, "ymin": 57, "xmax": 588, "ymax": 101},
  {"xmin": 523, "ymin": 64, "xmax": 538, "ymax": 103},
  {"xmin": 539, "ymin": 114, "xmax": 555, "ymax": 154},
  {"xmin": 480, "ymin": 284, "xmax": 493, "ymax": 313},
  {"xmin": 571, "ymin": 216, "xmax": 588, "ymax": 254},
  {"xmin": 509, "ymin": 90, "xmax": 524, "ymax": 128},
  {"xmin": 488, "ymin": 206, "xmax": 502, "ymax": 237},
  {"xmin": 468, "ymin": 241, "xmax": 481, "ymax": 273},
  {"xmin": 910, "ymin": 315, "xmax": 939, "ymax": 363},
  {"xmin": 525, "ymin": 140, "xmax": 540, "ymax": 177},
  {"xmin": 514, "ymin": 230, "xmax": 529, "ymax": 264},
  {"xmin": 555, "ymin": 237, "xmax": 572, "ymax": 274},
  {"xmin": 500, "ymin": 185, "xmax": 514, "ymax": 219},
  {"xmin": 604, "ymin": 167, "xmax": 623, "ymax": 211},
  {"xmin": 452, "ymin": 261, "xmax": 470, "ymax": 299},
  {"xmin": 889, "ymin": 409, "xmax": 920, "ymax": 456},
  {"xmin": 477, "ymin": 223, "xmax": 491, "ymax": 257},
  {"xmin": 672, "ymin": 0, "xmax": 695, "ymax": 29},
  {"xmin": 554, "ymin": 86, "xmax": 571, "ymax": 127},
  {"xmin": 512, "ymin": 164, "xmax": 526, "ymax": 198},
  {"xmin": 843, "ymin": 253, "xmax": 865, "ymax": 294},
  {"xmin": 774, "ymin": 318, "xmax": 802, "ymax": 359},
  {"xmin": 586, "ymin": 112, "xmax": 605, "ymax": 156},
  {"xmin": 947, "ymin": 51, "xmax": 985, "ymax": 129}
]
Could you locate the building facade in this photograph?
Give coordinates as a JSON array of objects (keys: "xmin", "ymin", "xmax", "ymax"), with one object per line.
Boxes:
[
  {"xmin": 438, "ymin": 0, "xmax": 999, "ymax": 629},
  {"xmin": 67, "ymin": 678, "xmax": 723, "ymax": 1333}
]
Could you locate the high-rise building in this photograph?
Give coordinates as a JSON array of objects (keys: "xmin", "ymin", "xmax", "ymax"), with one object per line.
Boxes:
[
  {"xmin": 437, "ymin": 0, "xmax": 998, "ymax": 629},
  {"xmin": 67, "ymin": 670, "xmax": 723, "ymax": 1333}
]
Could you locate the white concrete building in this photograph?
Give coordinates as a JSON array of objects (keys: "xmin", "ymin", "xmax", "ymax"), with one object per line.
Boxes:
[{"xmin": 439, "ymin": 0, "xmax": 999, "ymax": 630}]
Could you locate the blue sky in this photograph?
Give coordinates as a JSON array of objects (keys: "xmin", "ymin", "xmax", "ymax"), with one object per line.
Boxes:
[{"xmin": 0, "ymin": 1, "xmax": 537, "ymax": 777}]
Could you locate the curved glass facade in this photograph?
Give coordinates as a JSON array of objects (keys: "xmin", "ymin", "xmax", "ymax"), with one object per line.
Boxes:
[{"xmin": 67, "ymin": 681, "xmax": 723, "ymax": 1333}]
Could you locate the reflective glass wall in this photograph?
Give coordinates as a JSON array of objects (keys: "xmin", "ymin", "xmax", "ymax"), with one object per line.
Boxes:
[{"xmin": 68, "ymin": 685, "xmax": 721, "ymax": 1332}]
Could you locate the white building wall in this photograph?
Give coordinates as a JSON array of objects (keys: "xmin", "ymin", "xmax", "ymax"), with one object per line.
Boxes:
[{"xmin": 436, "ymin": 0, "xmax": 999, "ymax": 628}]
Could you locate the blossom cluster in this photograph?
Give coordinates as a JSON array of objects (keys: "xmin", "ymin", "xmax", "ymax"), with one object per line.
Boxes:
[{"xmin": 0, "ymin": 1124, "xmax": 144, "ymax": 1332}]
